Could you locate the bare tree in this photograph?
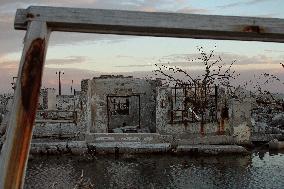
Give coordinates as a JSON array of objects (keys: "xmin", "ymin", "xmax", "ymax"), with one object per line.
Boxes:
[
  {"xmin": 154, "ymin": 46, "xmax": 238, "ymax": 90},
  {"xmin": 153, "ymin": 46, "xmax": 239, "ymax": 124}
]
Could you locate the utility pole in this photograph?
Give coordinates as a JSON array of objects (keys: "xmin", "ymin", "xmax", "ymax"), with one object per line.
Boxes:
[
  {"xmin": 56, "ymin": 71, "xmax": 64, "ymax": 95},
  {"xmin": 71, "ymin": 80, "xmax": 73, "ymax": 95}
]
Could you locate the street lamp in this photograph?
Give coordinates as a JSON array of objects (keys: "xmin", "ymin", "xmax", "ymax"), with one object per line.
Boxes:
[{"xmin": 56, "ymin": 71, "xmax": 64, "ymax": 95}]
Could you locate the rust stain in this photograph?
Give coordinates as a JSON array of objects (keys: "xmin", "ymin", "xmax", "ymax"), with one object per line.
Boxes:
[
  {"xmin": 200, "ymin": 122, "xmax": 204, "ymax": 136},
  {"xmin": 219, "ymin": 106, "xmax": 229, "ymax": 135},
  {"xmin": 219, "ymin": 119, "xmax": 225, "ymax": 135},
  {"xmin": 26, "ymin": 13, "xmax": 34, "ymax": 19},
  {"xmin": 21, "ymin": 38, "xmax": 45, "ymax": 111},
  {"xmin": 242, "ymin": 25, "xmax": 262, "ymax": 33},
  {"xmin": 4, "ymin": 38, "xmax": 45, "ymax": 188}
]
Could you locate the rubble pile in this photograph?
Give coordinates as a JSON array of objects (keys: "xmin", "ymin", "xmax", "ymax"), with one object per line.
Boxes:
[
  {"xmin": 0, "ymin": 94, "xmax": 13, "ymax": 124},
  {"xmin": 252, "ymin": 99, "xmax": 284, "ymax": 135}
]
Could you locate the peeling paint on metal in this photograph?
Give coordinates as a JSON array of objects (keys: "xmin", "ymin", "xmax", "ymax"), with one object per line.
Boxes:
[
  {"xmin": 242, "ymin": 25, "xmax": 262, "ymax": 33},
  {"xmin": 21, "ymin": 38, "xmax": 45, "ymax": 111},
  {"xmin": 4, "ymin": 37, "xmax": 46, "ymax": 189}
]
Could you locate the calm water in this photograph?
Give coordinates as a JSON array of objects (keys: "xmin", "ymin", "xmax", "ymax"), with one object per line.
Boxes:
[{"xmin": 25, "ymin": 150, "xmax": 284, "ymax": 189}]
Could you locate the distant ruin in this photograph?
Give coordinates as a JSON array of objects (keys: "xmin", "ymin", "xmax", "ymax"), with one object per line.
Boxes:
[
  {"xmin": 0, "ymin": 74, "xmax": 255, "ymax": 144},
  {"xmin": 1, "ymin": 74, "xmax": 283, "ymax": 143}
]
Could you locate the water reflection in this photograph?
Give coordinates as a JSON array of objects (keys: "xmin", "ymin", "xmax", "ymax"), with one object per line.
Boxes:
[{"xmin": 25, "ymin": 151, "xmax": 284, "ymax": 189}]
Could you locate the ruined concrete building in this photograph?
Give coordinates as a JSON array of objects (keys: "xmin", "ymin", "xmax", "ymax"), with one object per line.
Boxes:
[
  {"xmin": 16, "ymin": 75, "xmax": 162, "ymax": 139},
  {"xmin": 6, "ymin": 74, "xmax": 249, "ymax": 145},
  {"xmin": 87, "ymin": 75, "xmax": 161, "ymax": 133},
  {"xmin": 0, "ymin": 74, "xmax": 261, "ymax": 160}
]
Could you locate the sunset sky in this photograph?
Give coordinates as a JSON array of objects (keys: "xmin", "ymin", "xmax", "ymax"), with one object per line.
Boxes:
[{"xmin": 0, "ymin": 0, "xmax": 284, "ymax": 94}]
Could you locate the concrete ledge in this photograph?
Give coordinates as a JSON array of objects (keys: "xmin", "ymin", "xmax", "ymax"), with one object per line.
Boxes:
[
  {"xmin": 177, "ymin": 135, "xmax": 234, "ymax": 145},
  {"xmin": 28, "ymin": 140, "xmax": 249, "ymax": 155},
  {"xmin": 176, "ymin": 145, "xmax": 248, "ymax": 155},
  {"xmin": 29, "ymin": 141, "xmax": 171, "ymax": 154},
  {"xmin": 269, "ymin": 139, "xmax": 284, "ymax": 150},
  {"xmin": 35, "ymin": 119, "xmax": 75, "ymax": 123},
  {"xmin": 30, "ymin": 141, "xmax": 87, "ymax": 155},
  {"xmin": 88, "ymin": 142, "xmax": 171, "ymax": 154},
  {"xmin": 86, "ymin": 133, "xmax": 173, "ymax": 144},
  {"xmin": 251, "ymin": 134, "xmax": 283, "ymax": 142}
]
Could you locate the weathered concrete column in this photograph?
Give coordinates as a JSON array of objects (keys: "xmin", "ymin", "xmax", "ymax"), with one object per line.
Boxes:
[
  {"xmin": 229, "ymin": 98, "xmax": 252, "ymax": 144},
  {"xmin": 0, "ymin": 21, "xmax": 50, "ymax": 189}
]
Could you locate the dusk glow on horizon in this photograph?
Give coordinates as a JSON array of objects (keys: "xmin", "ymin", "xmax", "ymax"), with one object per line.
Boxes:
[{"xmin": 1, "ymin": 0, "xmax": 284, "ymax": 94}]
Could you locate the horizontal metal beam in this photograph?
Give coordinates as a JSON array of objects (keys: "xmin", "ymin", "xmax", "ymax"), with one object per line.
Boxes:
[{"xmin": 15, "ymin": 6, "xmax": 284, "ymax": 43}]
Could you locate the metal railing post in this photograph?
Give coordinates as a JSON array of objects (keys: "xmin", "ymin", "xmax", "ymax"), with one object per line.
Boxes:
[{"xmin": 0, "ymin": 20, "xmax": 50, "ymax": 189}]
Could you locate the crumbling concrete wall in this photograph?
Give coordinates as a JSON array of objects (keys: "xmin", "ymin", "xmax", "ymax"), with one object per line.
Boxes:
[
  {"xmin": 81, "ymin": 79, "xmax": 90, "ymax": 93},
  {"xmin": 56, "ymin": 95, "xmax": 77, "ymax": 110},
  {"xmin": 77, "ymin": 89, "xmax": 91, "ymax": 135},
  {"xmin": 33, "ymin": 92, "xmax": 88, "ymax": 139},
  {"xmin": 39, "ymin": 88, "xmax": 56, "ymax": 110},
  {"xmin": 0, "ymin": 95, "xmax": 13, "ymax": 135},
  {"xmin": 251, "ymin": 95, "xmax": 284, "ymax": 136},
  {"xmin": 228, "ymin": 98, "xmax": 252, "ymax": 144},
  {"xmin": 156, "ymin": 86, "xmax": 252, "ymax": 144},
  {"xmin": 33, "ymin": 121, "xmax": 80, "ymax": 139},
  {"xmin": 156, "ymin": 87, "xmax": 220, "ymax": 136},
  {"xmin": 47, "ymin": 89, "xmax": 56, "ymax": 110},
  {"xmin": 0, "ymin": 94, "xmax": 13, "ymax": 114},
  {"xmin": 88, "ymin": 76, "xmax": 161, "ymax": 133},
  {"xmin": 156, "ymin": 87, "xmax": 171, "ymax": 134}
]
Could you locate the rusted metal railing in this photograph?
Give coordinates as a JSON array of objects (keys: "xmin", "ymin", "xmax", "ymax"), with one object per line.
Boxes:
[{"xmin": 0, "ymin": 20, "xmax": 50, "ymax": 188}]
